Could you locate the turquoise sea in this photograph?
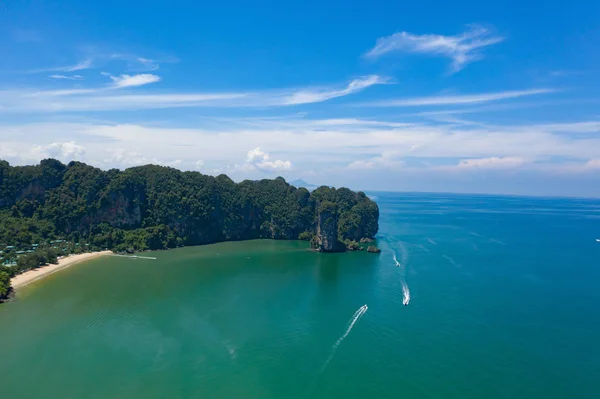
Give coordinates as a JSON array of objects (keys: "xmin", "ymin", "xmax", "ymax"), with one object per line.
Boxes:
[{"xmin": 1, "ymin": 192, "xmax": 599, "ymax": 398}]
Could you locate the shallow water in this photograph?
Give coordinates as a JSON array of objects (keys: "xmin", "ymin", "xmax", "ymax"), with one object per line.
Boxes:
[{"xmin": 1, "ymin": 192, "xmax": 599, "ymax": 398}]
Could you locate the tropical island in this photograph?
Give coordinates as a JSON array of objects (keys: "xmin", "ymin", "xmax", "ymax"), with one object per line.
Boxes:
[{"xmin": 0, "ymin": 158, "xmax": 380, "ymax": 300}]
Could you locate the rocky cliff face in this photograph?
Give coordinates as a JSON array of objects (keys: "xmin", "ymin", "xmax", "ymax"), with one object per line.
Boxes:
[{"xmin": 314, "ymin": 202, "xmax": 345, "ymax": 252}]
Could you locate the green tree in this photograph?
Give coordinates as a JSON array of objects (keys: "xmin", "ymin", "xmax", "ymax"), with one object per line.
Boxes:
[{"xmin": 0, "ymin": 271, "xmax": 11, "ymax": 300}]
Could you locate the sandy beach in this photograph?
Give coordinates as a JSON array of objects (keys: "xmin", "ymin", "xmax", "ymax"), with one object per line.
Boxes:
[{"xmin": 10, "ymin": 251, "xmax": 112, "ymax": 289}]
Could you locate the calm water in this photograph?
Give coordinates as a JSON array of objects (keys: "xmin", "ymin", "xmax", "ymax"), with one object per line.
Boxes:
[{"xmin": 1, "ymin": 192, "xmax": 599, "ymax": 398}]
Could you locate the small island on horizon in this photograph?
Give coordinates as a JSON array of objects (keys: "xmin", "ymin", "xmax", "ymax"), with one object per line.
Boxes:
[{"xmin": 0, "ymin": 159, "xmax": 380, "ymax": 300}]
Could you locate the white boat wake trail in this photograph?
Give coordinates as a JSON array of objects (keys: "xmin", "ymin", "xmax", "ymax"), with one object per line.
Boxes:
[
  {"xmin": 394, "ymin": 246, "xmax": 410, "ymax": 306},
  {"xmin": 321, "ymin": 304, "xmax": 368, "ymax": 371},
  {"xmin": 401, "ymin": 281, "xmax": 410, "ymax": 306},
  {"xmin": 381, "ymin": 237, "xmax": 411, "ymax": 306},
  {"xmin": 393, "ymin": 252, "xmax": 401, "ymax": 267}
]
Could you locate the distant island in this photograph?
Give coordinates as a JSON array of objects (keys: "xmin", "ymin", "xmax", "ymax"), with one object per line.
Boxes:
[
  {"xmin": 0, "ymin": 159, "xmax": 379, "ymax": 299},
  {"xmin": 289, "ymin": 179, "xmax": 318, "ymax": 190}
]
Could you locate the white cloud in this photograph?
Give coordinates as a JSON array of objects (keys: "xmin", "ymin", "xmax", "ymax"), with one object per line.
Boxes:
[
  {"xmin": 32, "ymin": 141, "xmax": 85, "ymax": 161},
  {"xmin": 102, "ymin": 73, "xmax": 161, "ymax": 88},
  {"xmin": 456, "ymin": 157, "xmax": 527, "ymax": 169},
  {"xmin": 246, "ymin": 147, "xmax": 268, "ymax": 162},
  {"xmin": 49, "ymin": 75, "xmax": 84, "ymax": 80},
  {"xmin": 257, "ymin": 159, "xmax": 292, "ymax": 171},
  {"xmin": 103, "ymin": 149, "xmax": 148, "ymax": 167},
  {"xmin": 348, "ymin": 160, "xmax": 377, "ymax": 170},
  {"xmin": 195, "ymin": 160, "xmax": 205, "ymax": 170},
  {"xmin": 365, "ymin": 89, "xmax": 555, "ymax": 107},
  {"xmin": 245, "ymin": 147, "xmax": 292, "ymax": 171},
  {"xmin": 347, "ymin": 151, "xmax": 404, "ymax": 170},
  {"xmin": 4, "ymin": 116, "xmax": 600, "ymax": 179},
  {"xmin": 154, "ymin": 159, "xmax": 182, "ymax": 167},
  {"xmin": 101, "ymin": 149, "xmax": 183, "ymax": 168},
  {"xmin": 233, "ymin": 163, "xmax": 256, "ymax": 172},
  {"xmin": 365, "ymin": 25, "xmax": 503, "ymax": 73},
  {"xmin": 281, "ymin": 75, "xmax": 388, "ymax": 105}
]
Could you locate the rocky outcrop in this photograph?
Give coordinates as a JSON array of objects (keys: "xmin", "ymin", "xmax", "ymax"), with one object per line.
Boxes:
[
  {"xmin": 367, "ymin": 246, "xmax": 381, "ymax": 253},
  {"xmin": 314, "ymin": 201, "xmax": 345, "ymax": 252}
]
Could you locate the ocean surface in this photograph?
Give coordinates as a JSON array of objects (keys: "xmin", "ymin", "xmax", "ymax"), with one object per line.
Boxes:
[{"xmin": 1, "ymin": 192, "xmax": 599, "ymax": 398}]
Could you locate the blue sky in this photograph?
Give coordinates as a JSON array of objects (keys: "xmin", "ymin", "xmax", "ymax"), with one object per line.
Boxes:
[{"xmin": 1, "ymin": 0, "xmax": 600, "ymax": 196}]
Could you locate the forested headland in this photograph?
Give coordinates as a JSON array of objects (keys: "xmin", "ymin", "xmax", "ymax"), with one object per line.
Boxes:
[{"xmin": 0, "ymin": 158, "xmax": 379, "ymax": 298}]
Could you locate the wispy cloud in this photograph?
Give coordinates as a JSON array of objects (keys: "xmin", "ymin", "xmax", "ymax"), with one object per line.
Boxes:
[
  {"xmin": 455, "ymin": 156, "xmax": 527, "ymax": 169},
  {"xmin": 30, "ymin": 50, "xmax": 175, "ymax": 75},
  {"xmin": 25, "ymin": 89, "xmax": 97, "ymax": 97},
  {"xmin": 280, "ymin": 75, "xmax": 388, "ymax": 105},
  {"xmin": 348, "ymin": 151, "xmax": 404, "ymax": 170},
  {"xmin": 49, "ymin": 75, "xmax": 84, "ymax": 80},
  {"xmin": 365, "ymin": 25, "xmax": 503, "ymax": 73},
  {"xmin": 365, "ymin": 88, "xmax": 556, "ymax": 107},
  {"xmin": 137, "ymin": 58, "xmax": 159, "ymax": 71},
  {"xmin": 43, "ymin": 59, "xmax": 93, "ymax": 73},
  {"xmin": 109, "ymin": 54, "xmax": 169, "ymax": 71},
  {"xmin": 101, "ymin": 73, "xmax": 161, "ymax": 88},
  {"xmin": 0, "ymin": 76, "xmax": 385, "ymax": 112}
]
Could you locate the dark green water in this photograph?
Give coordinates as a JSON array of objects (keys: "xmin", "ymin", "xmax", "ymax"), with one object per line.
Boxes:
[{"xmin": 1, "ymin": 192, "xmax": 599, "ymax": 398}]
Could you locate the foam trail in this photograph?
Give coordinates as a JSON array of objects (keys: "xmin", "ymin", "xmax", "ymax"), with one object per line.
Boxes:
[
  {"xmin": 110, "ymin": 254, "xmax": 157, "ymax": 260},
  {"xmin": 321, "ymin": 305, "xmax": 368, "ymax": 371},
  {"xmin": 393, "ymin": 252, "xmax": 401, "ymax": 267},
  {"xmin": 401, "ymin": 281, "xmax": 410, "ymax": 306},
  {"xmin": 442, "ymin": 254, "xmax": 457, "ymax": 266},
  {"xmin": 394, "ymin": 247, "xmax": 410, "ymax": 306},
  {"xmin": 398, "ymin": 241, "xmax": 409, "ymax": 265},
  {"xmin": 426, "ymin": 238, "xmax": 437, "ymax": 245}
]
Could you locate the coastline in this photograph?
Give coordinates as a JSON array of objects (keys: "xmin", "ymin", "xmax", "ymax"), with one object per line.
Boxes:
[{"xmin": 10, "ymin": 251, "xmax": 112, "ymax": 290}]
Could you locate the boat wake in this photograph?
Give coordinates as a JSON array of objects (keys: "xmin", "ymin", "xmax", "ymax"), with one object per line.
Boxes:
[
  {"xmin": 321, "ymin": 304, "xmax": 368, "ymax": 371},
  {"xmin": 442, "ymin": 254, "xmax": 457, "ymax": 266},
  {"xmin": 401, "ymin": 281, "xmax": 410, "ymax": 306},
  {"xmin": 110, "ymin": 254, "xmax": 157, "ymax": 260},
  {"xmin": 393, "ymin": 246, "xmax": 411, "ymax": 306},
  {"xmin": 393, "ymin": 252, "xmax": 401, "ymax": 267}
]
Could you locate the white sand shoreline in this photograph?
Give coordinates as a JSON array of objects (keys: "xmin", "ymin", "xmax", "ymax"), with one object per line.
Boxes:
[{"xmin": 10, "ymin": 251, "xmax": 112, "ymax": 289}]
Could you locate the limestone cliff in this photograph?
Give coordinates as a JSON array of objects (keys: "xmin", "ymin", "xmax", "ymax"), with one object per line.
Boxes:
[{"xmin": 314, "ymin": 201, "xmax": 345, "ymax": 252}]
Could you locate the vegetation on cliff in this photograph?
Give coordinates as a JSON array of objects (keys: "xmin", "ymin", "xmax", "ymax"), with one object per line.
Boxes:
[
  {"xmin": 0, "ymin": 271, "xmax": 10, "ymax": 301},
  {"xmin": 0, "ymin": 159, "xmax": 379, "ymax": 266}
]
